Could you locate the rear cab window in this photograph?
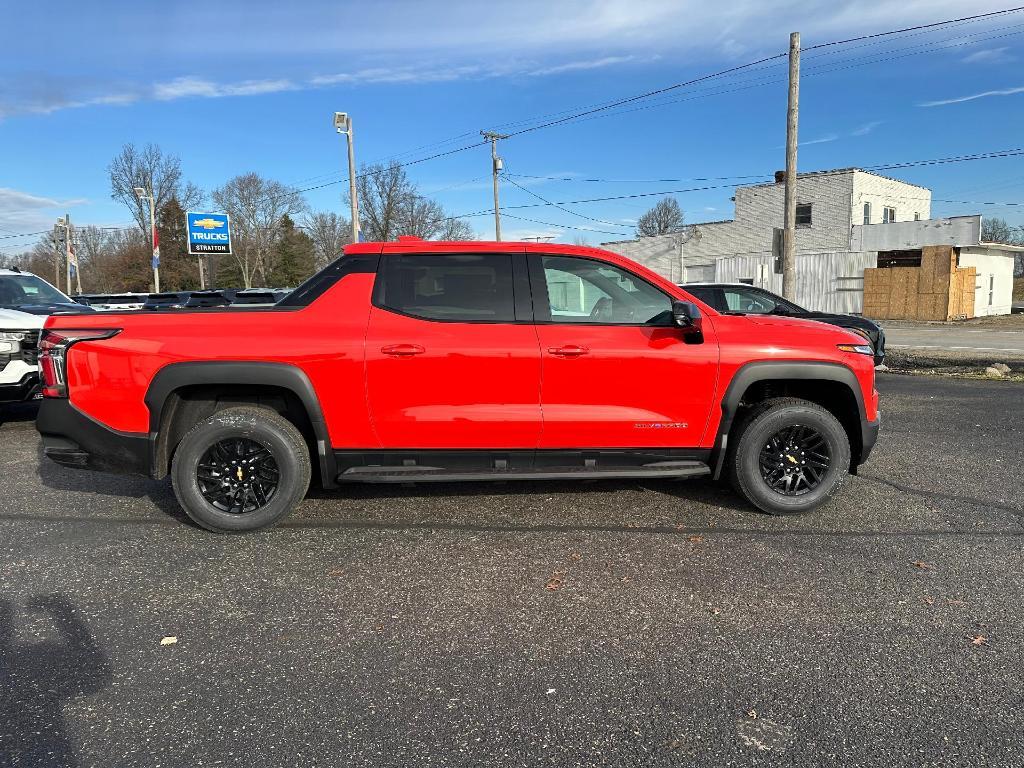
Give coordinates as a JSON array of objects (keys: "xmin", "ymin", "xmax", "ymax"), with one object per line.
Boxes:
[{"xmin": 374, "ymin": 253, "xmax": 518, "ymax": 322}]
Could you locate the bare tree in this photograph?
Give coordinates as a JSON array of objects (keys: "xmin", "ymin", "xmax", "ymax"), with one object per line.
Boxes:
[
  {"xmin": 212, "ymin": 173, "xmax": 307, "ymax": 287},
  {"xmin": 636, "ymin": 198, "xmax": 685, "ymax": 238},
  {"xmin": 401, "ymin": 196, "xmax": 447, "ymax": 239},
  {"xmin": 303, "ymin": 211, "xmax": 351, "ymax": 269},
  {"xmin": 356, "ymin": 162, "xmax": 417, "ymax": 242},
  {"xmin": 438, "ymin": 218, "xmax": 476, "ymax": 241},
  {"xmin": 108, "ymin": 143, "xmax": 204, "ymax": 241}
]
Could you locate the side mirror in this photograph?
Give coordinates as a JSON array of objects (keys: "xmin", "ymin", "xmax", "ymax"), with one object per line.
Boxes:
[{"xmin": 672, "ymin": 300, "xmax": 702, "ymax": 332}]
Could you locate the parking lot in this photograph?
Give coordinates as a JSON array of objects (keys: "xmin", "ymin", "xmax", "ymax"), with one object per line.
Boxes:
[{"xmin": 1, "ymin": 374, "xmax": 1023, "ymax": 766}]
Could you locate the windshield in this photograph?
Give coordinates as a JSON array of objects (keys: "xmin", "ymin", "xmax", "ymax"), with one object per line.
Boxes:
[{"xmin": 0, "ymin": 274, "xmax": 72, "ymax": 307}]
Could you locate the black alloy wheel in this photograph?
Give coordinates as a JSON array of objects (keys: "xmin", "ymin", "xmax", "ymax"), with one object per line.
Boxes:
[
  {"xmin": 727, "ymin": 397, "xmax": 851, "ymax": 516},
  {"xmin": 758, "ymin": 424, "xmax": 831, "ymax": 496},
  {"xmin": 171, "ymin": 406, "xmax": 311, "ymax": 533},
  {"xmin": 197, "ymin": 437, "xmax": 280, "ymax": 513}
]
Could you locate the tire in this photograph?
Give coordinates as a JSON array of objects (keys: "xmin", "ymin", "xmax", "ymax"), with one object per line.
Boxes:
[
  {"xmin": 727, "ymin": 397, "xmax": 850, "ymax": 516},
  {"xmin": 170, "ymin": 406, "xmax": 311, "ymax": 533}
]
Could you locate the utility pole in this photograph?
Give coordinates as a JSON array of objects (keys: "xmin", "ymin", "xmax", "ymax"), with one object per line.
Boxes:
[
  {"xmin": 334, "ymin": 112, "xmax": 360, "ymax": 243},
  {"xmin": 781, "ymin": 31, "xmax": 800, "ymax": 301},
  {"xmin": 481, "ymin": 131, "xmax": 508, "ymax": 241}
]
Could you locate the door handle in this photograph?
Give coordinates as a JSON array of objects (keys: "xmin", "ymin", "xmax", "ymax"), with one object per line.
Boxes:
[
  {"xmin": 381, "ymin": 344, "xmax": 425, "ymax": 357},
  {"xmin": 547, "ymin": 345, "xmax": 589, "ymax": 357}
]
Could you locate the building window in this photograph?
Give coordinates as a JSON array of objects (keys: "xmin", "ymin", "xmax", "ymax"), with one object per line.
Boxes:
[
  {"xmin": 863, "ymin": 202, "xmax": 871, "ymax": 225},
  {"xmin": 795, "ymin": 204, "xmax": 812, "ymax": 227},
  {"xmin": 989, "ymin": 274, "xmax": 995, "ymax": 306},
  {"xmin": 883, "ymin": 206, "xmax": 896, "ymax": 223},
  {"xmin": 914, "ymin": 212, "xmax": 921, "ymax": 221}
]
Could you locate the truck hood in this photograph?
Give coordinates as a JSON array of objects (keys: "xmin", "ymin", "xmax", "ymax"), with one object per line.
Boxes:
[
  {"xmin": 0, "ymin": 306, "xmax": 46, "ymax": 330},
  {"xmin": 0, "ymin": 302, "xmax": 95, "ymax": 316},
  {"xmin": 741, "ymin": 313, "xmax": 865, "ymax": 342}
]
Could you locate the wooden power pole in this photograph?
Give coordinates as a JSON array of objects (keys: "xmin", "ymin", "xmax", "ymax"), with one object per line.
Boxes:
[
  {"xmin": 782, "ymin": 31, "xmax": 801, "ymax": 301},
  {"xmin": 481, "ymin": 131, "xmax": 508, "ymax": 241}
]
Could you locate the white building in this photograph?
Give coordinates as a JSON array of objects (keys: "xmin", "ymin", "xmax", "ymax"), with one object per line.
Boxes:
[{"xmin": 602, "ymin": 168, "xmax": 1018, "ymax": 316}]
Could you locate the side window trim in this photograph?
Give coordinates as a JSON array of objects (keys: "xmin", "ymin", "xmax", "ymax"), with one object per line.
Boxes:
[
  {"xmin": 526, "ymin": 252, "xmax": 675, "ymax": 327},
  {"xmin": 372, "ymin": 251, "xmax": 529, "ymax": 325}
]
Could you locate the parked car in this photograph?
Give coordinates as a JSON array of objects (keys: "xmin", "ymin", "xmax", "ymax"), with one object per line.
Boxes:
[
  {"xmin": 142, "ymin": 292, "xmax": 193, "ymax": 310},
  {"xmin": 0, "ymin": 268, "xmax": 93, "ymax": 404},
  {"xmin": 76, "ymin": 293, "xmax": 149, "ymax": 311},
  {"xmin": 683, "ymin": 283, "xmax": 886, "ymax": 366},
  {"xmin": 37, "ymin": 240, "xmax": 879, "ymax": 532}
]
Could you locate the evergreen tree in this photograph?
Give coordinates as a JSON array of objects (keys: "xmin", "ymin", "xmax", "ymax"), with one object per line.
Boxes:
[{"xmin": 269, "ymin": 215, "xmax": 316, "ymax": 288}]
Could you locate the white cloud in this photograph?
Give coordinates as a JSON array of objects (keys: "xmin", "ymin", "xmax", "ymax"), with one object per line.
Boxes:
[
  {"xmin": 0, "ymin": 188, "xmax": 89, "ymax": 245},
  {"xmin": 800, "ymin": 134, "xmax": 839, "ymax": 146},
  {"xmin": 851, "ymin": 120, "xmax": 882, "ymax": 136},
  {"xmin": 919, "ymin": 85, "xmax": 1024, "ymax": 107},
  {"xmin": 526, "ymin": 55, "xmax": 638, "ymax": 76},
  {"xmin": 962, "ymin": 47, "xmax": 1013, "ymax": 64},
  {"xmin": 153, "ymin": 76, "xmax": 297, "ymax": 100}
]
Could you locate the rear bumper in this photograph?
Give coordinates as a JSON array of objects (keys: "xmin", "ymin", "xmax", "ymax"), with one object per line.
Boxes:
[
  {"xmin": 36, "ymin": 398, "xmax": 149, "ymax": 475},
  {"xmin": 0, "ymin": 372, "xmax": 41, "ymax": 404}
]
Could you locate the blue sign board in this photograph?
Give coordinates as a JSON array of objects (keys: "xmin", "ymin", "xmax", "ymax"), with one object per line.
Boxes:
[{"xmin": 186, "ymin": 212, "xmax": 232, "ymax": 255}]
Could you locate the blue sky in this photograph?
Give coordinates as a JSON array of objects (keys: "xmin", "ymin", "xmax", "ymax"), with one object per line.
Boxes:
[{"xmin": 3, "ymin": 0, "xmax": 1024, "ymax": 252}]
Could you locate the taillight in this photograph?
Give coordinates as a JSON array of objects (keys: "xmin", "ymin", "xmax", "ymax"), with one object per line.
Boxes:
[{"xmin": 39, "ymin": 329, "xmax": 120, "ymax": 398}]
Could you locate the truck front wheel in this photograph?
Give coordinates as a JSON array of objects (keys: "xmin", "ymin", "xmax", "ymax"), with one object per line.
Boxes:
[
  {"xmin": 728, "ymin": 397, "xmax": 851, "ymax": 515},
  {"xmin": 170, "ymin": 406, "xmax": 311, "ymax": 532}
]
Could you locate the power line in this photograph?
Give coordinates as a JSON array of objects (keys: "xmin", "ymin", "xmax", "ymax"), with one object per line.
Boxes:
[
  {"xmin": 502, "ymin": 174, "xmax": 622, "ymax": 227},
  {"xmin": 802, "ymin": 5, "xmax": 1024, "ymax": 50},
  {"xmin": 500, "ymin": 213, "xmax": 630, "ymax": 237},
  {"xmin": 456, "ymin": 149, "xmax": 1024, "ymax": 216}
]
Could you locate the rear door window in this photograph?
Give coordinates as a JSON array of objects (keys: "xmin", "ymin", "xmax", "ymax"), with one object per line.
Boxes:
[{"xmin": 376, "ymin": 253, "xmax": 516, "ymax": 322}]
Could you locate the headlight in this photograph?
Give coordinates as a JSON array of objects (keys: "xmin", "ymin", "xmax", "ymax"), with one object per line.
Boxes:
[
  {"xmin": 0, "ymin": 331, "xmax": 27, "ymax": 342},
  {"xmin": 837, "ymin": 343, "xmax": 874, "ymax": 356},
  {"xmin": 0, "ymin": 340, "xmax": 16, "ymax": 354}
]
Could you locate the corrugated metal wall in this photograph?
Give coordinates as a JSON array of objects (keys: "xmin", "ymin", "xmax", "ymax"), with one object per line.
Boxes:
[{"xmin": 713, "ymin": 251, "xmax": 877, "ymax": 314}]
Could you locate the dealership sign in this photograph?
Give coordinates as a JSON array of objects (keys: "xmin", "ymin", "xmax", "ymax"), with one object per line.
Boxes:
[{"xmin": 186, "ymin": 212, "xmax": 232, "ymax": 255}]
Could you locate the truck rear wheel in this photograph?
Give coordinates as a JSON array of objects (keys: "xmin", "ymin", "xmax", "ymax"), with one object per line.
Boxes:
[
  {"xmin": 170, "ymin": 406, "xmax": 311, "ymax": 532},
  {"xmin": 728, "ymin": 397, "xmax": 850, "ymax": 516}
]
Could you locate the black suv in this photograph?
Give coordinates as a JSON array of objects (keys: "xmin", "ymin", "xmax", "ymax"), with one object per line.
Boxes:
[{"xmin": 684, "ymin": 283, "xmax": 885, "ymax": 366}]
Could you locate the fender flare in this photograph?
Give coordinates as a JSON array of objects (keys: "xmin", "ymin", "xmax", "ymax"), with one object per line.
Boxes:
[
  {"xmin": 145, "ymin": 361, "xmax": 336, "ymax": 487},
  {"xmin": 711, "ymin": 360, "xmax": 868, "ymax": 479}
]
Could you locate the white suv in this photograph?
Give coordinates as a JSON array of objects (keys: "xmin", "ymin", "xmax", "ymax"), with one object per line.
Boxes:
[{"xmin": 0, "ymin": 269, "xmax": 92, "ymax": 404}]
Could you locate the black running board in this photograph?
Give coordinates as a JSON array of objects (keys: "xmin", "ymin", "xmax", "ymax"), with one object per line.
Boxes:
[{"xmin": 336, "ymin": 460, "xmax": 710, "ymax": 484}]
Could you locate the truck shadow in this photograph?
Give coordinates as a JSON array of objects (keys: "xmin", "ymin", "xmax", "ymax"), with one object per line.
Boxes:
[
  {"xmin": 0, "ymin": 595, "xmax": 112, "ymax": 767},
  {"xmin": 34, "ymin": 444, "xmax": 188, "ymax": 524}
]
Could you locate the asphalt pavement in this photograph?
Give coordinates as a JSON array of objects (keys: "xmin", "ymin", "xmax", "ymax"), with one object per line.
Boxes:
[
  {"xmin": 1, "ymin": 375, "xmax": 1023, "ymax": 767},
  {"xmin": 884, "ymin": 322, "xmax": 1024, "ymax": 357}
]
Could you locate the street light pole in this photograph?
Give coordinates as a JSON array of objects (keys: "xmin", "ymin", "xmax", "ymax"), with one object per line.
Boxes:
[
  {"xmin": 481, "ymin": 131, "xmax": 508, "ymax": 241},
  {"xmin": 334, "ymin": 112, "xmax": 360, "ymax": 243},
  {"xmin": 135, "ymin": 187, "xmax": 160, "ymax": 292}
]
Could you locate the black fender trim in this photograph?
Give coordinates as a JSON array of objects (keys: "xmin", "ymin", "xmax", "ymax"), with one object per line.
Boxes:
[
  {"xmin": 145, "ymin": 361, "xmax": 337, "ymax": 488},
  {"xmin": 710, "ymin": 360, "xmax": 870, "ymax": 480}
]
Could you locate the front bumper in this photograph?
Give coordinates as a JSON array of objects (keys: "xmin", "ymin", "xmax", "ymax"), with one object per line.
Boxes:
[
  {"xmin": 859, "ymin": 415, "xmax": 880, "ymax": 465},
  {"xmin": 36, "ymin": 398, "xmax": 149, "ymax": 475},
  {"xmin": 0, "ymin": 372, "xmax": 41, "ymax": 404}
]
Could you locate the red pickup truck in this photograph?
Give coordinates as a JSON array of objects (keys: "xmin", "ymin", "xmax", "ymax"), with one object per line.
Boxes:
[{"xmin": 36, "ymin": 239, "xmax": 879, "ymax": 532}]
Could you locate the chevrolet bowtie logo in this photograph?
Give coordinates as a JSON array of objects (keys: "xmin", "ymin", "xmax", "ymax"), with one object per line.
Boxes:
[{"xmin": 192, "ymin": 218, "xmax": 224, "ymax": 230}]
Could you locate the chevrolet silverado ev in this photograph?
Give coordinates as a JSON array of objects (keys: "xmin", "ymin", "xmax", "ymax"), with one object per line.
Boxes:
[{"xmin": 36, "ymin": 240, "xmax": 879, "ymax": 532}]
